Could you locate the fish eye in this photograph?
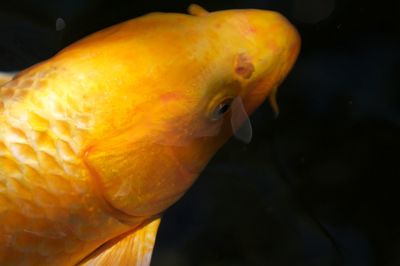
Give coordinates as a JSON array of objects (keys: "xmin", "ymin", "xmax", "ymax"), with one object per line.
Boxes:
[{"xmin": 209, "ymin": 98, "xmax": 234, "ymax": 121}]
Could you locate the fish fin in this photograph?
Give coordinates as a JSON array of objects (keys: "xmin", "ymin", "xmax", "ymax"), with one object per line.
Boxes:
[
  {"xmin": 268, "ymin": 86, "xmax": 280, "ymax": 118},
  {"xmin": 79, "ymin": 218, "xmax": 161, "ymax": 266},
  {"xmin": 0, "ymin": 72, "xmax": 16, "ymax": 86},
  {"xmin": 231, "ymin": 97, "xmax": 253, "ymax": 143},
  {"xmin": 188, "ymin": 4, "xmax": 209, "ymax": 16}
]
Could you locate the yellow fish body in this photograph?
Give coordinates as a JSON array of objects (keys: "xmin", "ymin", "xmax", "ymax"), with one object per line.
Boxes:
[{"xmin": 0, "ymin": 5, "xmax": 300, "ymax": 265}]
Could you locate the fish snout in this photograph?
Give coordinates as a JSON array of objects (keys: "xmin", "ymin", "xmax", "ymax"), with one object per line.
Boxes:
[{"xmin": 239, "ymin": 10, "xmax": 301, "ymax": 114}]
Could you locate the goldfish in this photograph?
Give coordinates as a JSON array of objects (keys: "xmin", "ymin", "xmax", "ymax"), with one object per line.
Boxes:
[{"xmin": 0, "ymin": 4, "xmax": 300, "ymax": 265}]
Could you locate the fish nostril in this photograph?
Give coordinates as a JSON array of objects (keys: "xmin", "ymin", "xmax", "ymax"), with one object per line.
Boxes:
[{"xmin": 234, "ymin": 53, "xmax": 255, "ymax": 80}]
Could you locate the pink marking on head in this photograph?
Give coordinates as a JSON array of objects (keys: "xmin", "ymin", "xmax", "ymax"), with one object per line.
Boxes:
[
  {"xmin": 249, "ymin": 26, "xmax": 257, "ymax": 33},
  {"xmin": 159, "ymin": 92, "xmax": 182, "ymax": 102}
]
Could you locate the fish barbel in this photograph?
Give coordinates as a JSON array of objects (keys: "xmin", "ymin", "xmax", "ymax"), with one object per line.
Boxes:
[{"xmin": 0, "ymin": 4, "xmax": 300, "ymax": 265}]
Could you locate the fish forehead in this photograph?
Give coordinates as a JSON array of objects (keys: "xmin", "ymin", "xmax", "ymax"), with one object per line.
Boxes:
[
  {"xmin": 45, "ymin": 9, "xmax": 280, "ymax": 114},
  {"xmin": 60, "ymin": 9, "xmax": 284, "ymax": 60}
]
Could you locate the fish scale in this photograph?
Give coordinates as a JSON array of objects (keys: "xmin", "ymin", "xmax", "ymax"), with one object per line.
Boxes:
[{"xmin": 0, "ymin": 73, "xmax": 135, "ymax": 265}]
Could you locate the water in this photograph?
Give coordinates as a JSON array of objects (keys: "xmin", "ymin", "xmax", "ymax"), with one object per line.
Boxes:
[{"xmin": 1, "ymin": 1, "xmax": 399, "ymax": 265}]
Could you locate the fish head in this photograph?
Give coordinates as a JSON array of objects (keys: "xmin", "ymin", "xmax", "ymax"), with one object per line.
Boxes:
[
  {"xmin": 148, "ymin": 7, "xmax": 301, "ymax": 189},
  {"xmin": 76, "ymin": 7, "xmax": 300, "ymax": 219},
  {"xmin": 219, "ymin": 8, "xmax": 301, "ymax": 115}
]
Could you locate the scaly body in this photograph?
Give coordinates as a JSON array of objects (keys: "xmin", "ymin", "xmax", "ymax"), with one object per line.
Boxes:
[{"xmin": 0, "ymin": 64, "xmax": 139, "ymax": 264}]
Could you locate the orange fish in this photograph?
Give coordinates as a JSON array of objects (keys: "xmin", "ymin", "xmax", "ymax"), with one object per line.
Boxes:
[{"xmin": 0, "ymin": 4, "xmax": 300, "ymax": 265}]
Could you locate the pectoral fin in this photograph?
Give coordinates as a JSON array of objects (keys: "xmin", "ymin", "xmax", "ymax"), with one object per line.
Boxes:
[
  {"xmin": 79, "ymin": 218, "xmax": 161, "ymax": 266},
  {"xmin": 0, "ymin": 72, "xmax": 16, "ymax": 86}
]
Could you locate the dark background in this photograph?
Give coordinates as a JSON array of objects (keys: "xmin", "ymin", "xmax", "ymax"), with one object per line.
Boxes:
[{"xmin": 1, "ymin": 1, "xmax": 399, "ymax": 265}]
